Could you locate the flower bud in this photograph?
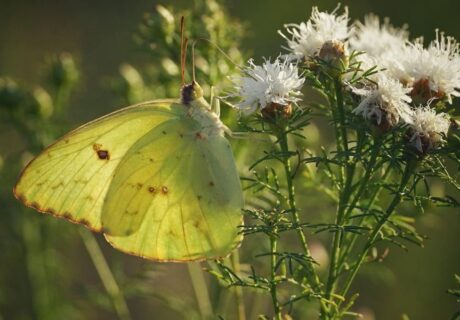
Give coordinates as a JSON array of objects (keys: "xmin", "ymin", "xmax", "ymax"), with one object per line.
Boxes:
[
  {"xmin": 32, "ymin": 87, "xmax": 53, "ymax": 119},
  {"xmin": 48, "ymin": 53, "xmax": 79, "ymax": 89},
  {"xmin": 318, "ymin": 40, "xmax": 349, "ymax": 77},
  {"xmin": 261, "ymin": 102, "xmax": 292, "ymax": 121}
]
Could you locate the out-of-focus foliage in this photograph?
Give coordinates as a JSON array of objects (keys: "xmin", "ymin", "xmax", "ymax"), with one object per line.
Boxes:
[{"xmin": 111, "ymin": 0, "xmax": 246, "ymax": 105}]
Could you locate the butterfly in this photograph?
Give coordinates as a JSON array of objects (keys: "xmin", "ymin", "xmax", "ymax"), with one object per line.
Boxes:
[{"xmin": 14, "ymin": 18, "xmax": 244, "ymax": 262}]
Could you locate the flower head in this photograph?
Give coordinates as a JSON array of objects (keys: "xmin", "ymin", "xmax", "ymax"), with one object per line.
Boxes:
[
  {"xmin": 280, "ymin": 6, "xmax": 351, "ymax": 60},
  {"xmin": 230, "ymin": 55, "xmax": 305, "ymax": 114},
  {"xmin": 352, "ymin": 73, "xmax": 414, "ymax": 129},
  {"xmin": 349, "ymin": 15, "xmax": 408, "ymax": 58},
  {"xmin": 408, "ymin": 106, "xmax": 451, "ymax": 153},
  {"xmin": 392, "ymin": 31, "xmax": 460, "ymax": 103}
]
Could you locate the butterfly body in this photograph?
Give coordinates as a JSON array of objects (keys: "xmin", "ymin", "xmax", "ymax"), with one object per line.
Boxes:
[{"xmin": 14, "ymin": 83, "xmax": 244, "ymax": 262}]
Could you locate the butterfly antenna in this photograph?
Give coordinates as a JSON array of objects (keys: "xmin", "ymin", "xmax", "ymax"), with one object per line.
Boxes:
[
  {"xmin": 196, "ymin": 37, "xmax": 243, "ymax": 70},
  {"xmin": 183, "ymin": 37, "xmax": 189, "ymax": 82},
  {"xmin": 192, "ymin": 41, "xmax": 196, "ymax": 83},
  {"xmin": 180, "ymin": 16, "xmax": 186, "ymax": 86}
]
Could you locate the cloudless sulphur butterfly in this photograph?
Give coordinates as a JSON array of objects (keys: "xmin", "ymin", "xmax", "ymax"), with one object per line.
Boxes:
[{"xmin": 14, "ymin": 18, "xmax": 243, "ymax": 261}]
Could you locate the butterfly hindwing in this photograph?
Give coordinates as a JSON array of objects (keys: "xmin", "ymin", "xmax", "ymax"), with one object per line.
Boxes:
[
  {"xmin": 102, "ymin": 115, "xmax": 244, "ymax": 261},
  {"xmin": 14, "ymin": 100, "xmax": 182, "ymax": 231}
]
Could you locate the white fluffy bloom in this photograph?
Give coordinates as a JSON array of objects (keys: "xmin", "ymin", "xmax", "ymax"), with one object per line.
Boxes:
[
  {"xmin": 280, "ymin": 6, "xmax": 351, "ymax": 59},
  {"xmin": 409, "ymin": 106, "xmax": 451, "ymax": 152},
  {"xmin": 349, "ymin": 15, "xmax": 408, "ymax": 58},
  {"xmin": 352, "ymin": 73, "xmax": 414, "ymax": 126},
  {"xmin": 391, "ymin": 31, "xmax": 460, "ymax": 103},
  {"xmin": 230, "ymin": 56, "xmax": 305, "ymax": 113}
]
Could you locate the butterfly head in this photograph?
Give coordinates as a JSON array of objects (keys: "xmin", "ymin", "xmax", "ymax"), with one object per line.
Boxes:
[{"xmin": 181, "ymin": 81, "xmax": 204, "ymax": 105}]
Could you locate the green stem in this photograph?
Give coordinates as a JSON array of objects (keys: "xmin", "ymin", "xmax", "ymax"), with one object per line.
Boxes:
[
  {"xmin": 340, "ymin": 159, "xmax": 415, "ymax": 299},
  {"xmin": 187, "ymin": 262, "xmax": 213, "ymax": 320},
  {"xmin": 334, "ymin": 79, "xmax": 348, "ymax": 157},
  {"xmin": 278, "ymin": 131, "xmax": 322, "ymax": 288},
  {"xmin": 22, "ymin": 218, "xmax": 50, "ymax": 320},
  {"xmin": 324, "ymin": 79, "xmax": 354, "ymax": 307},
  {"xmin": 230, "ymin": 252, "xmax": 246, "ymax": 320},
  {"xmin": 343, "ymin": 138, "xmax": 381, "ymax": 221},
  {"xmin": 270, "ymin": 234, "xmax": 282, "ymax": 320},
  {"xmin": 277, "ymin": 130, "xmax": 328, "ymax": 315},
  {"xmin": 338, "ymin": 164, "xmax": 392, "ymax": 271},
  {"xmin": 79, "ymin": 229, "xmax": 132, "ymax": 320}
]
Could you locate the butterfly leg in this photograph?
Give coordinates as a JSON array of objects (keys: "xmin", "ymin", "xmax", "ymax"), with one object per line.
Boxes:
[{"xmin": 210, "ymin": 86, "xmax": 221, "ymax": 118}]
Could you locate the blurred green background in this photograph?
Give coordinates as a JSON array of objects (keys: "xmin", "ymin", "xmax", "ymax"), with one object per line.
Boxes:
[{"xmin": 1, "ymin": 0, "xmax": 460, "ymax": 319}]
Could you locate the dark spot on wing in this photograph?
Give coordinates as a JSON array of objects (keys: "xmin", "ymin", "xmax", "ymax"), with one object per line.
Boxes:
[
  {"xmin": 161, "ymin": 186, "xmax": 169, "ymax": 194},
  {"xmin": 162, "ymin": 130, "xmax": 167, "ymax": 135},
  {"xmin": 195, "ymin": 132, "xmax": 204, "ymax": 140},
  {"xmin": 97, "ymin": 150, "xmax": 110, "ymax": 160},
  {"xmin": 136, "ymin": 183, "xmax": 143, "ymax": 190},
  {"xmin": 79, "ymin": 219, "xmax": 90, "ymax": 227},
  {"xmin": 179, "ymin": 133, "xmax": 184, "ymax": 138},
  {"xmin": 64, "ymin": 139, "xmax": 69, "ymax": 144},
  {"xmin": 16, "ymin": 193, "xmax": 26, "ymax": 203},
  {"xmin": 51, "ymin": 182, "xmax": 64, "ymax": 190},
  {"xmin": 197, "ymin": 195, "xmax": 202, "ymax": 200},
  {"xmin": 125, "ymin": 210, "xmax": 138, "ymax": 216},
  {"xmin": 30, "ymin": 202, "xmax": 40, "ymax": 210},
  {"xmin": 209, "ymin": 181, "xmax": 215, "ymax": 187},
  {"xmin": 149, "ymin": 158, "xmax": 154, "ymax": 163},
  {"xmin": 148, "ymin": 186, "xmax": 156, "ymax": 193},
  {"xmin": 93, "ymin": 143, "xmax": 110, "ymax": 160},
  {"xmin": 63, "ymin": 212, "xmax": 73, "ymax": 220}
]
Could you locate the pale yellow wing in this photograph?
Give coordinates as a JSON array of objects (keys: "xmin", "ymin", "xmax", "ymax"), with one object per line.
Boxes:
[
  {"xmin": 14, "ymin": 100, "xmax": 183, "ymax": 231},
  {"xmin": 102, "ymin": 117, "xmax": 244, "ymax": 261}
]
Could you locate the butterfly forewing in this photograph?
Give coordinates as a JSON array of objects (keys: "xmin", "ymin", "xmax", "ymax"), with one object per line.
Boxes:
[{"xmin": 14, "ymin": 100, "xmax": 181, "ymax": 231}]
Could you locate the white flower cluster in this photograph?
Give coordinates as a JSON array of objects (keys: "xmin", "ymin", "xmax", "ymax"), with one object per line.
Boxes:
[
  {"xmin": 280, "ymin": 6, "xmax": 351, "ymax": 59},
  {"xmin": 230, "ymin": 56, "xmax": 304, "ymax": 114},
  {"xmin": 347, "ymin": 17, "xmax": 455, "ymax": 150},
  {"xmin": 230, "ymin": 6, "xmax": 454, "ymax": 152}
]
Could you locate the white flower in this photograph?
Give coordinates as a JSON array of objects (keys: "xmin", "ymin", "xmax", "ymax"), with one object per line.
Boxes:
[
  {"xmin": 230, "ymin": 55, "xmax": 305, "ymax": 113},
  {"xmin": 352, "ymin": 73, "xmax": 414, "ymax": 126},
  {"xmin": 391, "ymin": 31, "xmax": 460, "ymax": 103},
  {"xmin": 409, "ymin": 106, "xmax": 451, "ymax": 152},
  {"xmin": 349, "ymin": 14, "xmax": 408, "ymax": 58},
  {"xmin": 280, "ymin": 6, "xmax": 351, "ymax": 59}
]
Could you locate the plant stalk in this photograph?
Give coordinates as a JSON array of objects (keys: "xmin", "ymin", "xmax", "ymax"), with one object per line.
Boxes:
[
  {"xmin": 340, "ymin": 159, "xmax": 415, "ymax": 300},
  {"xmin": 187, "ymin": 262, "xmax": 213, "ymax": 320},
  {"xmin": 79, "ymin": 229, "xmax": 131, "ymax": 320},
  {"xmin": 270, "ymin": 234, "xmax": 282, "ymax": 320},
  {"xmin": 324, "ymin": 78, "xmax": 355, "ymax": 307}
]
